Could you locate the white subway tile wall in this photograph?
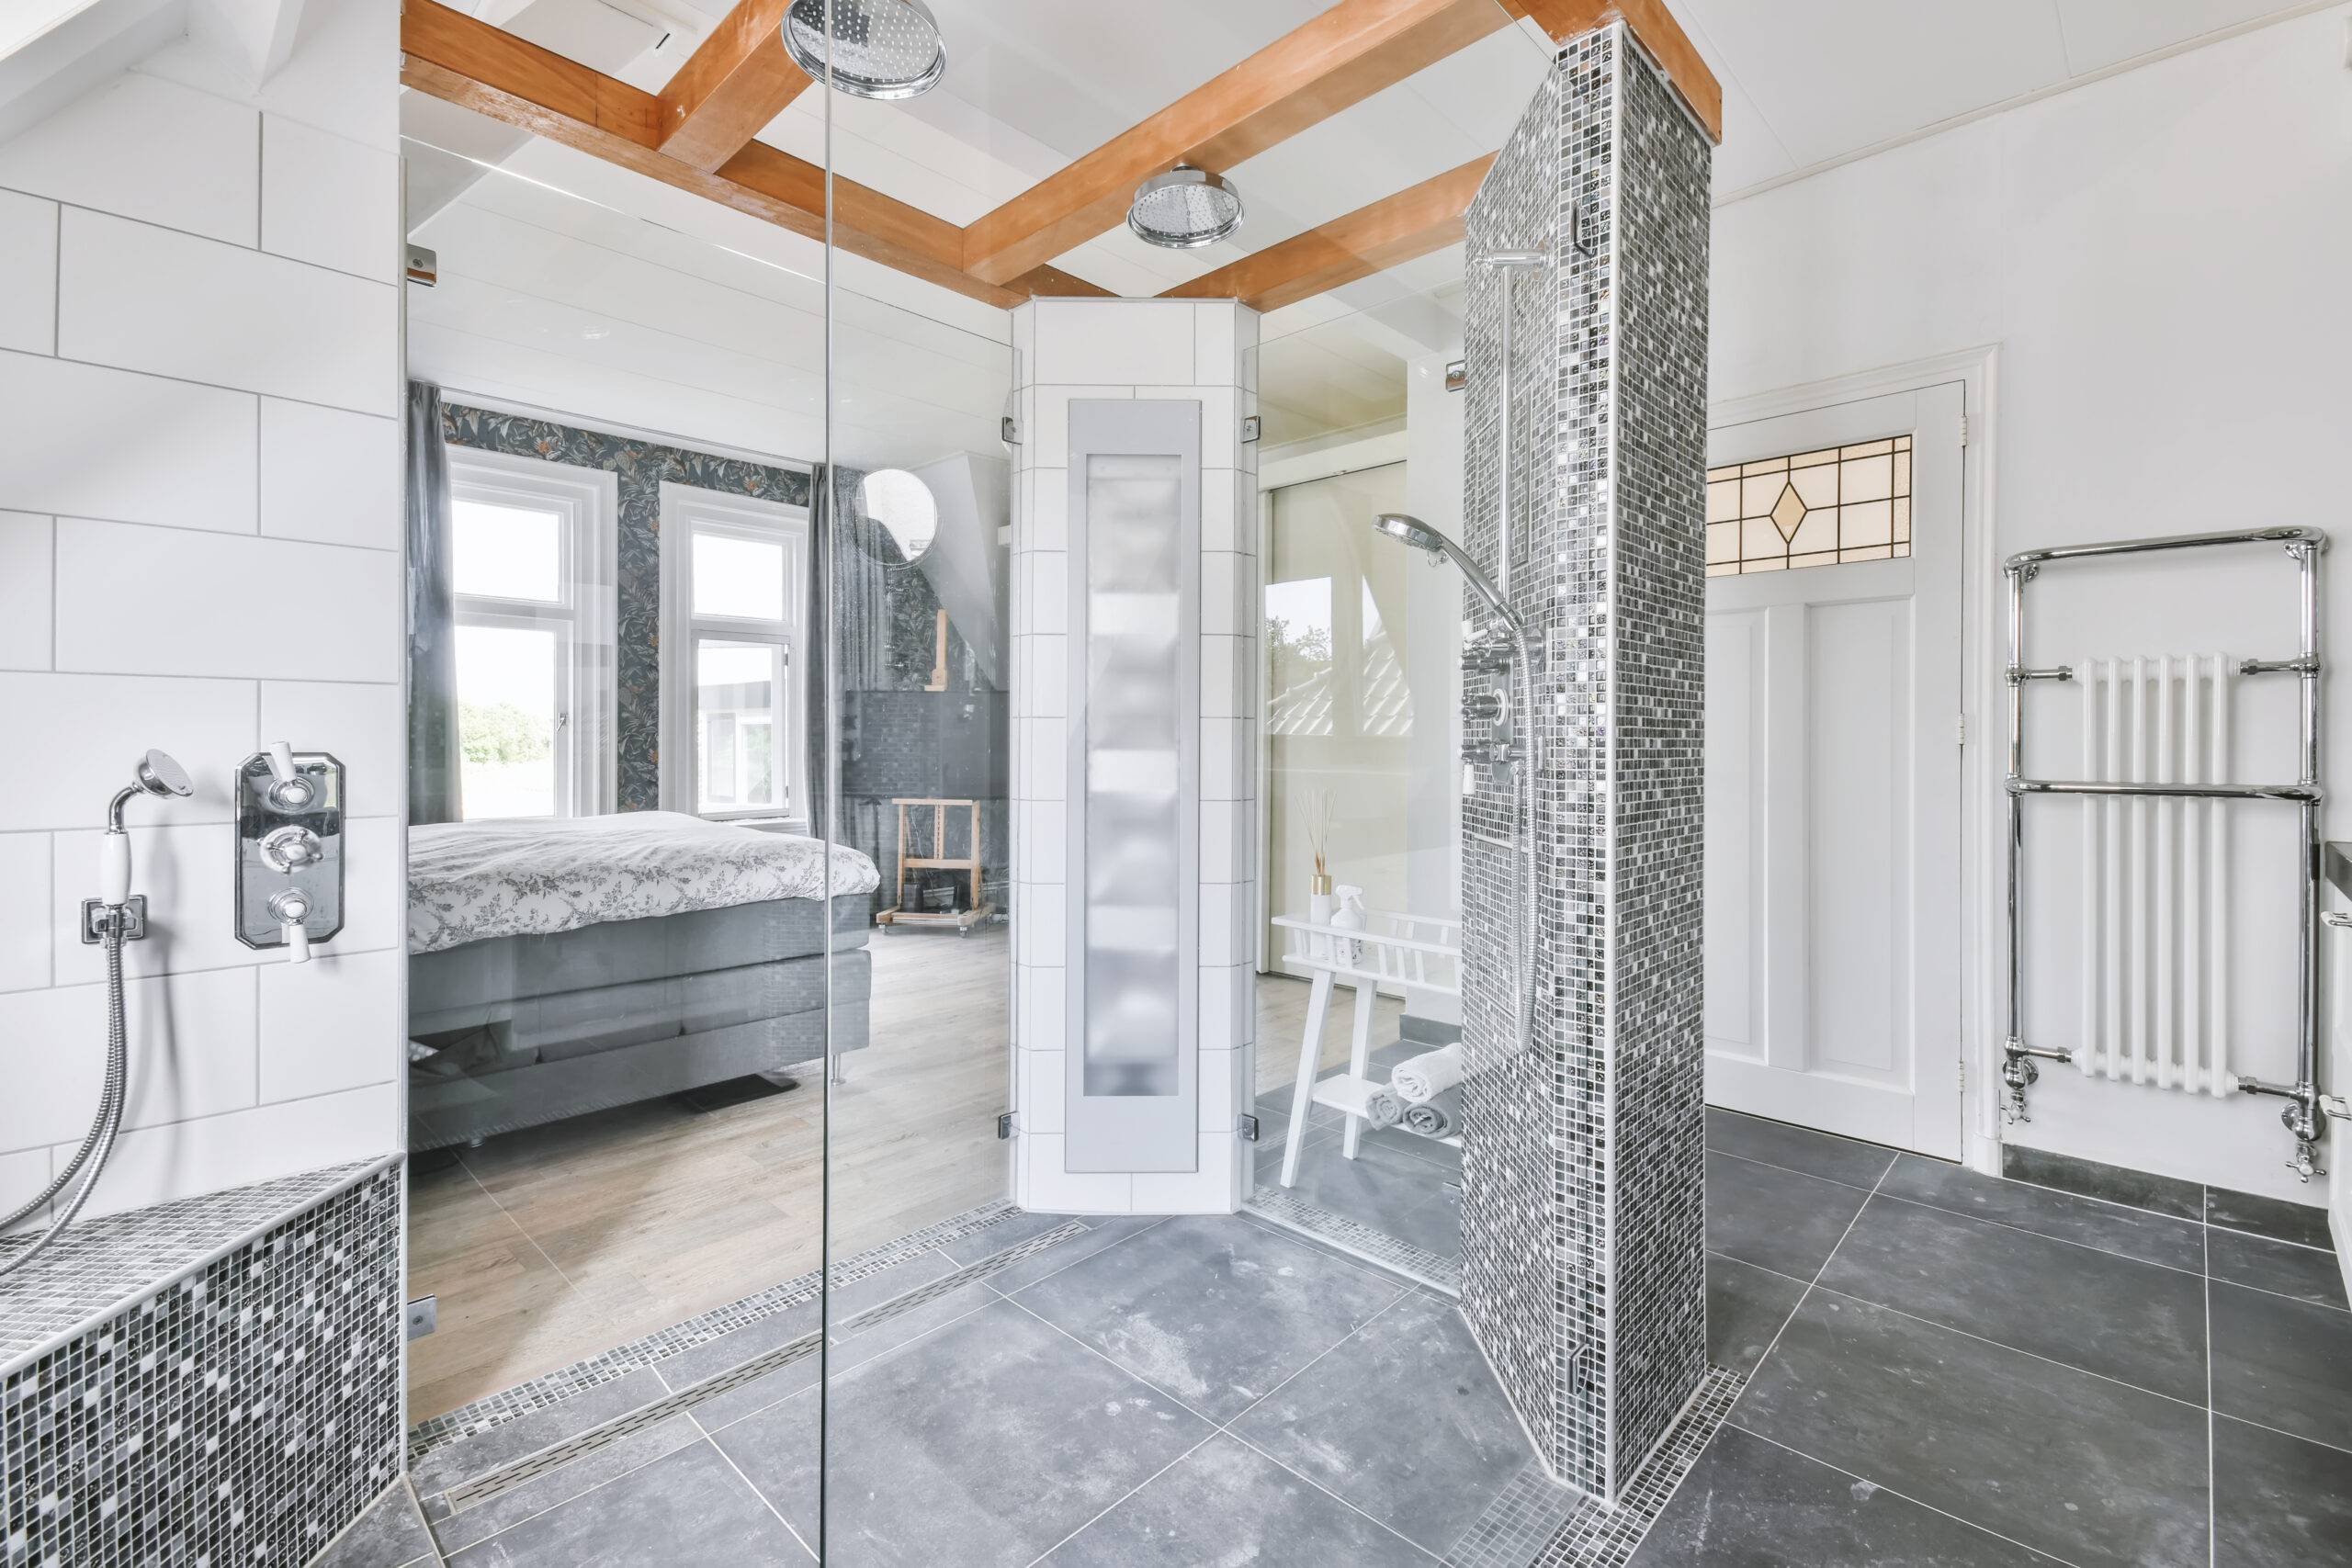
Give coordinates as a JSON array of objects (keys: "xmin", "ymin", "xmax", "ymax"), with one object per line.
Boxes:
[
  {"xmin": 1007, "ymin": 298, "xmax": 1260, "ymax": 1214},
  {"xmin": 0, "ymin": 38, "xmax": 401, "ymax": 1218}
]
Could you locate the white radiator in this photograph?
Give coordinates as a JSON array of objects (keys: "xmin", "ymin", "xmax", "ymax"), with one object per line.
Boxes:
[{"xmin": 2076, "ymin": 655, "xmax": 2234, "ymax": 1094}]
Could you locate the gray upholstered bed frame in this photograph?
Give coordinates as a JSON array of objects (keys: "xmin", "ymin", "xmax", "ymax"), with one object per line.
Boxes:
[{"xmin": 407, "ymin": 894, "xmax": 873, "ymax": 1150}]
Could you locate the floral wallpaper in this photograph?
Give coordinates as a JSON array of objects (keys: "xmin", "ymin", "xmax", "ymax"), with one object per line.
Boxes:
[{"xmin": 440, "ymin": 403, "xmax": 813, "ymax": 812}]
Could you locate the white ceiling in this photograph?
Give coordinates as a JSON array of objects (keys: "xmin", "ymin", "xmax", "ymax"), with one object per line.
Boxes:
[{"xmin": 409, "ymin": 0, "xmax": 2322, "ymax": 452}]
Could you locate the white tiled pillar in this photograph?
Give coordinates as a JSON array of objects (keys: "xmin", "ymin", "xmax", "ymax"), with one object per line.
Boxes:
[{"xmin": 1009, "ymin": 298, "xmax": 1259, "ymax": 1215}]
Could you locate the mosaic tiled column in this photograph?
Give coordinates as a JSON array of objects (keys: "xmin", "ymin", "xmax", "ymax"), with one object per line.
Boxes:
[{"xmin": 1455, "ymin": 25, "xmax": 1713, "ymax": 1503}]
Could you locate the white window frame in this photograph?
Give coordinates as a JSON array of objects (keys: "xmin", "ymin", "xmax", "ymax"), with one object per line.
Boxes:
[
  {"xmin": 447, "ymin": 447, "xmax": 619, "ymax": 820},
  {"xmin": 658, "ymin": 481, "xmax": 811, "ymax": 829}
]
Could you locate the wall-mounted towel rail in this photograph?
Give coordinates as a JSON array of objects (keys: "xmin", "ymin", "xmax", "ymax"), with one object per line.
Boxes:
[{"xmin": 2002, "ymin": 525, "xmax": 2333, "ymax": 1180}]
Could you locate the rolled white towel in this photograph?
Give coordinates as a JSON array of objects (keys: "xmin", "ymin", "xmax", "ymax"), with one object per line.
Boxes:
[
  {"xmin": 1391, "ymin": 1043, "xmax": 1464, "ymax": 1105},
  {"xmin": 1401, "ymin": 1086, "xmax": 1462, "ymax": 1138},
  {"xmin": 1364, "ymin": 1088, "xmax": 1406, "ymax": 1128}
]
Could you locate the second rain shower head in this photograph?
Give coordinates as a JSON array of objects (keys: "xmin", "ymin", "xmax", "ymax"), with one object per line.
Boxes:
[
  {"xmin": 1128, "ymin": 164, "xmax": 1244, "ymax": 249},
  {"xmin": 779, "ymin": 0, "xmax": 947, "ymax": 100}
]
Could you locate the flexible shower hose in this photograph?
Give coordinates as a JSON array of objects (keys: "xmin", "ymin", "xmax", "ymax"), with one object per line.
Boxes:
[{"xmin": 0, "ymin": 918, "xmax": 130, "ymax": 1278}]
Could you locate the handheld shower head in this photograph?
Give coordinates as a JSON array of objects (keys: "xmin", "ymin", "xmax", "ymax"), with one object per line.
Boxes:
[
  {"xmin": 1370, "ymin": 514, "xmax": 1523, "ymax": 639},
  {"xmin": 135, "ymin": 749, "xmax": 192, "ymax": 799},
  {"xmin": 99, "ymin": 750, "xmax": 192, "ymax": 904},
  {"xmin": 108, "ymin": 749, "xmax": 191, "ymax": 830}
]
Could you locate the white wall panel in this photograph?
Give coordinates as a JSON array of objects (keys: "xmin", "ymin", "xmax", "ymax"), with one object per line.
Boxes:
[
  {"xmin": 0, "ymin": 351, "xmax": 257, "ymax": 532},
  {"xmin": 54, "ymin": 520, "xmax": 400, "ymax": 681},
  {"xmin": 259, "ymin": 400, "xmax": 400, "ymax": 548},
  {"xmin": 0, "ymin": 189, "xmax": 56, "ymax": 353},
  {"xmin": 0, "ymin": 69, "xmax": 256, "ymax": 243},
  {"xmin": 58, "ymin": 207, "xmax": 396, "ymax": 413}
]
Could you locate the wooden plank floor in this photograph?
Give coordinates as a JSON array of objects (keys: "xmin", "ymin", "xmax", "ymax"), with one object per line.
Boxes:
[{"xmin": 405, "ymin": 932, "xmax": 1404, "ymax": 1420}]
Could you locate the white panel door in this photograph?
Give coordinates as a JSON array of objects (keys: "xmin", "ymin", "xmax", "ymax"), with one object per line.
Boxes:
[{"xmin": 1703, "ymin": 384, "xmax": 1964, "ymax": 1156}]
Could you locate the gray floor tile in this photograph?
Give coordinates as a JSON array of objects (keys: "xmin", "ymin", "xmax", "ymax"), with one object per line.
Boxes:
[
  {"xmin": 1704, "ymin": 1150, "xmax": 1870, "ymax": 1280},
  {"xmin": 1228, "ymin": 1290, "xmax": 1530, "ymax": 1556},
  {"xmin": 1877, "ymin": 1154, "xmax": 2207, "ymax": 1272},
  {"xmin": 1705, "ymin": 1109, "xmax": 1896, "ymax": 1190},
  {"xmin": 1271, "ymin": 1136, "xmax": 1463, "ymax": 1260},
  {"xmin": 985, "ymin": 1214, "xmax": 1171, "ymax": 1295},
  {"xmin": 2211, "ymin": 1414, "xmax": 2352, "ymax": 1567},
  {"xmin": 1819, "ymin": 1195, "xmax": 2208, "ymax": 1403},
  {"xmin": 1705, "ymin": 1253, "xmax": 1807, "ymax": 1377},
  {"xmin": 1041, "ymin": 1434, "xmax": 1436, "ymax": 1566},
  {"xmin": 1630, "ymin": 1424, "xmax": 2048, "ymax": 1567},
  {"xmin": 426, "ymin": 1414, "xmax": 700, "ymax": 1555},
  {"xmin": 1014, "ymin": 1214, "xmax": 1409, "ymax": 1422},
  {"xmin": 653, "ymin": 1297, "xmax": 820, "ymax": 1397},
  {"xmin": 318, "ymin": 1481, "xmax": 437, "ymax": 1568},
  {"xmin": 935, "ymin": 1209, "xmax": 1096, "ymax": 1268},
  {"xmin": 2209, "ymin": 1186, "xmax": 2335, "ymax": 1250},
  {"xmin": 410, "ymin": 1368, "xmax": 670, "ymax": 1499},
  {"xmin": 1231, "ymin": 1210, "xmax": 1431, "ymax": 1290},
  {"xmin": 2211, "ymin": 1280, "xmax": 2352, "ymax": 1451},
  {"xmin": 2210, "ymin": 1227, "xmax": 2350, "ymax": 1311},
  {"xmin": 692, "ymin": 1280, "xmax": 1000, "ymax": 1433},
  {"xmin": 444, "ymin": 1440, "xmax": 809, "ymax": 1565},
  {"xmin": 1734, "ymin": 1292, "xmax": 2209, "ymax": 1568},
  {"xmin": 2000, "ymin": 1145, "xmax": 2204, "ymax": 1223},
  {"xmin": 713, "ymin": 1297, "xmax": 1211, "ymax": 1567}
]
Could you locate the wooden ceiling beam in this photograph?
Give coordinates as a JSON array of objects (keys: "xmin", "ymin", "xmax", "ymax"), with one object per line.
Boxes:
[
  {"xmin": 1159, "ymin": 154, "xmax": 1494, "ymax": 315},
  {"xmin": 400, "ymin": 0, "xmax": 1022, "ymax": 308},
  {"xmin": 1498, "ymin": 0, "xmax": 1722, "ymax": 141},
  {"xmin": 959, "ymin": 0, "xmax": 1513, "ymax": 289},
  {"xmin": 655, "ymin": 0, "xmax": 813, "ymax": 173}
]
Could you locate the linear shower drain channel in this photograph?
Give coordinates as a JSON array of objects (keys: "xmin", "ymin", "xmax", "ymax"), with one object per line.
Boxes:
[{"xmin": 439, "ymin": 1219, "xmax": 1091, "ymax": 1514}]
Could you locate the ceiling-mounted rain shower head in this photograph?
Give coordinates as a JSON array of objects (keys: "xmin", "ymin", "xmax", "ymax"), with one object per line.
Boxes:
[
  {"xmin": 779, "ymin": 0, "xmax": 946, "ymax": 100},
  {"xmin": 1128, "ymin": 164, "xmax": 1244, "ymax": 250}
]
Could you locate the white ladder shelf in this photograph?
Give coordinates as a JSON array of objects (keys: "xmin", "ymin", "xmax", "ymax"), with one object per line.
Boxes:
[{"xmin": 1268, "ymin": 910, "xmax": 1462, "ymax": 1187}]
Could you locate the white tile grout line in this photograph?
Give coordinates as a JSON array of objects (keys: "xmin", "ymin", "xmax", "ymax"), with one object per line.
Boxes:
[
  {"xmin": 2205, "ymin": 1220, "xmax": 2217, "ymax": 1568},
  {"xmin": 1013, "ymin": 1280, "xmax": 1438, "ymax": 1567},
  {"xmin": 1717, "ymin": 1142, "xmax": 2349, "ymax": 1294},
  {"xmin": 1719, "ymin": 1423, "xmax": 2081, "ymax": 1566},
  {"xmin": 698, "ymin": 1413, "xmax": 821, "ymax": 1565},
  {"xmin": 1741, "ymin": 1155, "xmax": 1894, "ymax": 1383}
]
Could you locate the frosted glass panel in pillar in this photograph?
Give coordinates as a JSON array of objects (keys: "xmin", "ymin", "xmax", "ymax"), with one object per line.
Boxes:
[{"xmin": 1083, "ymin": 454, "xmax": 1182, "ymax": 1096}]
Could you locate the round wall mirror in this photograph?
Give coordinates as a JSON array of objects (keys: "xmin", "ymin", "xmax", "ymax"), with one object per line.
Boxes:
[{"xmin": 860, "ymin": 468, "xmax": 940, "ymax": 565}]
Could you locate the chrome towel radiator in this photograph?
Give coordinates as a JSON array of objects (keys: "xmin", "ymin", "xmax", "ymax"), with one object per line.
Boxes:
[{"xmin": 2003, "ymin": 525, "xmax": 2341, "ymax": 1181}]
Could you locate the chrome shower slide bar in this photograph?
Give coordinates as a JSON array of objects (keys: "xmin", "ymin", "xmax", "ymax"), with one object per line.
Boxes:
[{"xmin": 2002, "ymin": 524, "xmax": 2331, "ymax": 1180}]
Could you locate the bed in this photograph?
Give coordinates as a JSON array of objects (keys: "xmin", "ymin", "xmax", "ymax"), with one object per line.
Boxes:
[{"xmin": 406, "ymin": 812, "xmax": 880, "ymax": 1150}]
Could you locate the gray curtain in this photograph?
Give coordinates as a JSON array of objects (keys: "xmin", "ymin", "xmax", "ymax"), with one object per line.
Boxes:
[
  {"xmin": 806, "ymin": 465, "xmax": 892, "ymax": 838},
  {"xmin": 406, "ymin": 381, "xmax": 463, "ymax": 824}
]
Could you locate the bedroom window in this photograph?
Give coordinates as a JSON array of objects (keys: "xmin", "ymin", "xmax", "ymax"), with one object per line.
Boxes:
[
  {"xmin": 447, "ymin": 449, "xmax": 619, "ymax": 820},
  {"xmin": 659, "ymin": 484, "xmax": 810, "ymax": 826}
]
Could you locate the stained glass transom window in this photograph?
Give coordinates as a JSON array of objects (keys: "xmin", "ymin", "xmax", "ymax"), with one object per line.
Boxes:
[{"xmin": 1706, "ymin": 434, "xmax": 1911, "ymax": 577}]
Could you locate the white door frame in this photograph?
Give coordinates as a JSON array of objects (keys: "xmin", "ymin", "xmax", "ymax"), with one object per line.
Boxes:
[{"xmin": 1709, "ymin": 346, "xmax": 2004, "ymax": 1174}]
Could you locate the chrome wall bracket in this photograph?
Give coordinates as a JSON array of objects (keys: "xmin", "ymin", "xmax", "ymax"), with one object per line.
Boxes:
[{"xmin": 80, "ymin": 896, "xmax": 147, "ymax": 944}]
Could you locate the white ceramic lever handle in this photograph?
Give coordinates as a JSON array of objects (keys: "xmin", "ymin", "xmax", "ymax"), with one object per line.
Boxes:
[
  {"xmin": 99, "ymin": 830, "xmax": 131, "ymax": 906},
  {"xmin": 262, "ymin": 741, "xmax": 315, "ymax": 809},
  {"xmin": 267, "ymin": 889, "xmax": 311, "ymax": 964}
]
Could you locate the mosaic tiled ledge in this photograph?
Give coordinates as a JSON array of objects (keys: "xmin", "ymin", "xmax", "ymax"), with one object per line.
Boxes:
[
  {"xmin": 406, "ymin": 1200, "xmax": 1030, "ymax": 1461},
  {"xmin": 0, "ymin": 1155, "xmax": 395, "ymax": 1372}
]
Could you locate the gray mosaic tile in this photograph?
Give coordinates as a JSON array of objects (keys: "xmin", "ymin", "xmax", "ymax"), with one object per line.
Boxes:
[
  {"xmin": 1456, "ymin": 21, "xmax": 1712, "ymax": 1498},
  {"xmin": 2, "ymin": 1164, "xmax": 402, "ymax": 1568}
]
